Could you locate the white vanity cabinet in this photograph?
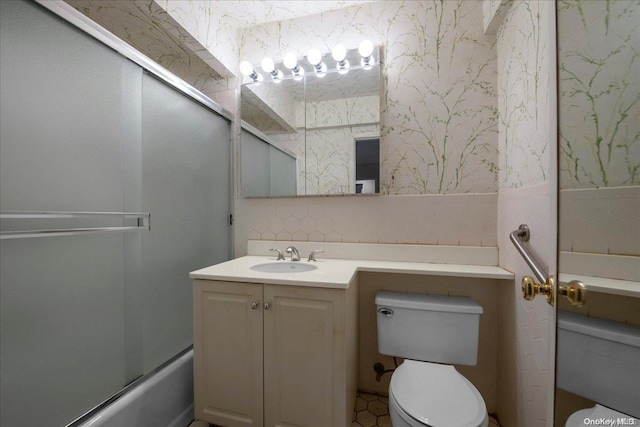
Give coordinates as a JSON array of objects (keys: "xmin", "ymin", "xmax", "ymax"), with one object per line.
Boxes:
[{"xmin": 193, "ymin": 279, "xmax": 358, "ymax": 427}]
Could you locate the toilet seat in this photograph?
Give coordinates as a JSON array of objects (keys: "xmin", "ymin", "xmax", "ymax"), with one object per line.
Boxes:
[
  {"xmin": 565, "ymin": 404, "xmax": 639, "ymax": 426},
  {"xmin": 390, "ymin": 360, "xmax": 487, "ymax": 427}
]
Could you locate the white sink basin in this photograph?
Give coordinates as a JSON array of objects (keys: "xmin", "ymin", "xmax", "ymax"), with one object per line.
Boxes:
[{"xmin": 251, "ymin": 262, "xmax": 318, "ymax": 273}]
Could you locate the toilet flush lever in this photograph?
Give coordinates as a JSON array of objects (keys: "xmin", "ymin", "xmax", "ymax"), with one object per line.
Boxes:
[{"xmin": 378, "ymin": 308, "xmax": 393, "ymax": 317}]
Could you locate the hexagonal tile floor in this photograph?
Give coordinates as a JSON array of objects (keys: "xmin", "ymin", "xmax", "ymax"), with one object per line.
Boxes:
[
  {"xmin": 191, "ymin": 391, "xmax": 501, "ymax": 427},
  {"xmin": 352, "ymin": 392, "xmax": 391, "ymax": 427},
  {"xmin": 351, "ymin": 391, "xmax": 501, "ymax": 427}
]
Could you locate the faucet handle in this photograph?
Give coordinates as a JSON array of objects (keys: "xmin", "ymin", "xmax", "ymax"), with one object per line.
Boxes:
[
  {"xmin": 269, "ymin": 248, "xmax": 285, "ymax": 260},
  {"xmin": 308, "ymin": 249, "xmax": 324, "ymax": 262}
]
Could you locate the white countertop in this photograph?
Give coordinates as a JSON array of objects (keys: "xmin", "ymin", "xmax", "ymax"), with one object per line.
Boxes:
[{"xmin": 190, "ymin": 255, "xmax": 514, "ymax": 290}]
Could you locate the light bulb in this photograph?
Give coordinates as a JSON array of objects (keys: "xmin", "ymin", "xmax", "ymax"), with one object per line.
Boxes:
[
  {"xmin": 358, "ymin": 39, "xmax": 374, "ymax": 57},
  {"xmin": 307, "ymin": 48, "xmax": 322, "ymax": 66},
  {"xmin": 239, "ymin": 61, "xmax": 254, "ymax": 76},
  {"xmin": 331, "ymin": 44, "xmax": 347, "ymax": 62},
  {"xmin": 283, "ymin": 53, "xmax": 298, "ymax": 69},
  {"xmin": 261, "ymin": 57, "xmax": 275, "ymax": 73}
]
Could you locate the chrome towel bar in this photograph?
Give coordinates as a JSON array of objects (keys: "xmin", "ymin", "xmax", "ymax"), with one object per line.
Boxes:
[{"xmin": 0, "ymin": 211, "xmax": 150, "ymax": 240}]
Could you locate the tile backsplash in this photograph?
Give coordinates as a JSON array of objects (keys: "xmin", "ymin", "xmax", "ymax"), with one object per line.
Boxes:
[
  {"xmin": 234, "ymin": 193, "xmax": 497, "ymax": 256},
  {"xmin": 559, "ymin": 186, "xmax": 640, "ymax": 257}
]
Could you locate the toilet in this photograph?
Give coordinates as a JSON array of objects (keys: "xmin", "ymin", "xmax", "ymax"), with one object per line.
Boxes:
[
  {"xmin": 564, "ymin": 405, "xmax": 639, "ymax": 427},
  {"xmin": 557, "ymin": 311, "xmax": 640, "ymax": 424},
  {"xmin": 376, "ymin": 292, "xmax": 488, "ymax": 427}
]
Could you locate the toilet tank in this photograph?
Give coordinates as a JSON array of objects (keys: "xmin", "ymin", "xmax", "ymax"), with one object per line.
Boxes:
[
  {"xmin": 557, "ymin": 311, "xmax": 640, "ymax": 418},
  {"xmin": 375, "ymin": 292, "xmax": 483, "ymax": 366}
]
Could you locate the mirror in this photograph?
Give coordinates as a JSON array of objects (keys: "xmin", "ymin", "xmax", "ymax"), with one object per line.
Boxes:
[
  {"xmin": 555, "ymin": 0, "xmax": 639, "ymax": 425},
  {"xmin": 240, "ymin": 47, "xmax": 381, "ymax": 197}
]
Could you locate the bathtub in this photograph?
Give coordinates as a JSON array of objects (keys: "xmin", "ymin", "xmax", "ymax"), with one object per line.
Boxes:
[{"xmin": 70, "ymin": 348, "xmax": 194, "ymax": 427}]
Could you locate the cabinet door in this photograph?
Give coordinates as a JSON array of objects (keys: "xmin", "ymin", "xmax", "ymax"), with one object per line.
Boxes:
[
  {"xmin": 263, "ymin": 285, "xmax": 345, "ymax": 427},
  {"xmin": 193, "ymin": 280, "xmax": 263, "ymax": 427}
]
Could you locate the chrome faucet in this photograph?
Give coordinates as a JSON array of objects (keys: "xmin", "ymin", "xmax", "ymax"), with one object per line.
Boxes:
[
  {"xmin": 285, "ymin": 246, "xmax": 300, "ymax": 261},
  {"xmin": 269, "ymin": 248, "xmax": 285, "ymax": 260}
]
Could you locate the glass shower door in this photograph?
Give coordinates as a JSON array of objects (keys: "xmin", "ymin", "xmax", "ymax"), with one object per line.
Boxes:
[
  {"xmin": 140, "ymin": 73, "xmax": 231, "ymax": 373},
  {"xmin": 0, "ymin": 1, "xmax": 144, "ymax": 425},
  {"xmin": 0, "ymin": 2, "xmax": 232, "ymax": 426}
]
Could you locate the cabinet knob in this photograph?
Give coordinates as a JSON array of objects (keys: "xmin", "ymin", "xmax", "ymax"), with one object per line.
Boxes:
[
  {"xmin": 264, "ymin": 302, "xmax": 271, "ymax": 310},
  {"xmin": 250, "ymin": 301, "xmax": 259, "ymax": 310}
]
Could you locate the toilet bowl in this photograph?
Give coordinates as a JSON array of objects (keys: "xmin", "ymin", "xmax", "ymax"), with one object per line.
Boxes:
[
  {"xmin": 389, "ymin": 360, "xmax": 488, "ymax": 427},
  {"xmin": 565, "ymin": 404, "xmax": 639, "ymax": 427},
  {"xmin": 376, "ymin": 292, "xmax": 488, "ymax": 427}
]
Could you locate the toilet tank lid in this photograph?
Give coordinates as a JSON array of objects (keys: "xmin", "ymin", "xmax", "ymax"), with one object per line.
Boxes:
[
  {"xmin": 375, "ymin": 292, "xmax": 483, "ymax": 314},
  {"xmin": 558, "ymin": 311, "xmax": 640, "ymax": 348}
]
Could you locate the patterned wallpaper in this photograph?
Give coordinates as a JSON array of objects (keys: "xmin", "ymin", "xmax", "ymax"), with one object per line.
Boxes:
[
  {"xmin": 497, "ymin": 0, "xmax": 552, "ymax": 189},
  {"xmin": 156, "ymin": 1, "xmax": 374, "ymax": 83},
  {"xmin": 65, "ymin": 0, "xmax": 233, "ymax": 98},
  {"xmin": 238, "ymin": 0, "xmax": 499, "ymax": 195},
  {"xmin": 557, "ymin": 0, "xmax": 639, "ymax": 259},
  {"xmin": 558, "ymin": 0, "xmax": 639, "ymax": 189},
  {"xmin": 242, "ymin": 82, "xmax": 299, "ymax": 133},
  {"xmin": 300, "ymin": 96, "xmax": 379, "ymax": 195},
  {"xmin": 483, "ymin": 0, "xmax": 514, "ymax": 35}
]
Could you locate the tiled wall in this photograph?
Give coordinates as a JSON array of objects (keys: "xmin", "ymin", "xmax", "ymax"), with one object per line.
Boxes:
[
  {"xmin": 497, "ymin": 183, "xmax": 556, "ymax": 427},
  {"xmin": 495, "ymin": 0, "xmax": 556, "ymax": 425},
  {"xmin": 560, "ymin": 186, "xmax": 640, "ymax": 257},
  {"xmin": 234, "ymin": 193, "xmax": 497, "ymax": 256}
]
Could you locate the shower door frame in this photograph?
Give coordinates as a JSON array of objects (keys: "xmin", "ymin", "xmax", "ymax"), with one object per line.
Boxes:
[{"xmin": 1, "ymin": 1, "xmax": 235, "ymax": 425}]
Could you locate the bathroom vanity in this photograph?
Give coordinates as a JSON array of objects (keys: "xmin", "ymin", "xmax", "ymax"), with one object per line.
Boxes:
[
  {"xmin": 192, "ymin": 278, "xmax": 358, "ymax": 427},
  {"xmin": 190, "ymin": 242, "xmax": 513, "ymax": 427}
]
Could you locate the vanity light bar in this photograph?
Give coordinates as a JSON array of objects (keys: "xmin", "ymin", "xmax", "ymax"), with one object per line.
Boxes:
[
  {"xmin": 239, "ymin": 60, "xmax": 263, "ymax": 82},
  {"xmin": 238, "ymin": 40, "xmax": 376, "ymax": 82},
  {"xmin": 283, "ymin": 52, "xmax": 305, "ymax": 80}
]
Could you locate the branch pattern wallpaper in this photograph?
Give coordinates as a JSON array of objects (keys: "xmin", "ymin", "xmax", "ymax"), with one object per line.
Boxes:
[
  {"xmin": 558, "ymin": 0, "xmax": 639, "ymax": 189},
  {"xmin": 237, "ymin": 1, "xmax": 499, "ymax": 195}
]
